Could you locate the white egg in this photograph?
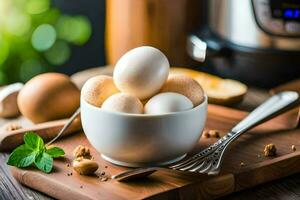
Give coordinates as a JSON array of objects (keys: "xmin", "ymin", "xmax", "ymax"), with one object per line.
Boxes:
[
  {"xmin": 102, "ymin": 93, "xmax": 143, "ymax": 114},
  {"xmin": 144, "ymin": 92, "xmax": 193, "ymax": 115},
  {"xmin": 113, "ymin": 46, "xmax": 170, "ymax": 100}
]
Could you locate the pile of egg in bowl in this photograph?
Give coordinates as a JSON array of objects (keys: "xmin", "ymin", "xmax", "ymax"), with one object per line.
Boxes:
[{"xmin": 81, "ymin": 46, "xmax": 208, "ymax": 167}]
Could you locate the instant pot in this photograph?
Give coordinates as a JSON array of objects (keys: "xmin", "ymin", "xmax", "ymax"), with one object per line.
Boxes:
[{"xmin": 187, "ymin": 0, "xmax": 300, "ymax": 87}]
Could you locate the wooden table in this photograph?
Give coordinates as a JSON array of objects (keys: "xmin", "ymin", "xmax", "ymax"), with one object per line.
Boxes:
[{"xmin": 1, "ymin": 77, "xmax": 299, "ymax": 199}]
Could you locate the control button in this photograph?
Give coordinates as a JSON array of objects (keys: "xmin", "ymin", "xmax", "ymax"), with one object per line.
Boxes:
[{"xmin": 285, "ymin": 22, "xmax": 300, "ymax": 34}]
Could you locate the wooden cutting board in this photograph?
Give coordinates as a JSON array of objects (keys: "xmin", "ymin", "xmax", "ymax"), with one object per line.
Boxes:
[{"xmin": 9, "ymin": 104, "xmax": 300, "ymax": 199}]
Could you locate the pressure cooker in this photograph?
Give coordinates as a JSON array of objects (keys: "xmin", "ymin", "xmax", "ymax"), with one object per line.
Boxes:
[{"xmin": 187, "ymin": 0, "xmax": 300, "ymax": 87}]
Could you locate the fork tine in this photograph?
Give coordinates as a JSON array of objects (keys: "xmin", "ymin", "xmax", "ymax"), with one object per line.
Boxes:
[
  {"xmin": 206, "ymin": 157, "xmax": 223, "ymax": 175},
  {"xmin": 208, "ymin": 169, "xmax": 220, "ymax": 175},
  {"xmin": 170, "ymin": 145, "xmax": 217, "ymax": 169},
  {"xmin": 171, "ymin": 154, "xmax": 207, "ymax": 170},
  {"xmin": 170, "ymin": 154, "xmax": 203, "ymax": 169},
  {"xmin": 199, "ymin": 162, "xmax": 213, "ymax": 173},
  {"xmin": 188, "ymin": 155, "xmax": 212, "ymax": 172},
  {"xmin": 178, "ymin": 160, "xmax": 201, "ymax": 171},
  {"xmin": 187, "ymin": 160, "xmax": 206, "ymax": 172},
  {"xmin": 170, "ymin": 149, "xmax": 212, "ymax": 169},
  {"xmin": 170, "ymin": 141, "xmax": 223, "ymax": 169},
  {"xmin": 171, "ymin": 159, "xmax": 199, "ymax": 170}
]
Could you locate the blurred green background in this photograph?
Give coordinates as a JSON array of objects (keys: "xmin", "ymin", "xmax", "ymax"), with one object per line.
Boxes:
[{"xmin": 0, "ymin": 0, "xmax": 105, "ymax": 84}]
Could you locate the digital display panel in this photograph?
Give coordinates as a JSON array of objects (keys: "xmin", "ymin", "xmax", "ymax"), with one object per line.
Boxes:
[{"xmin": 271, "ymin": 0, "xmax": 300, "ymax": 21}]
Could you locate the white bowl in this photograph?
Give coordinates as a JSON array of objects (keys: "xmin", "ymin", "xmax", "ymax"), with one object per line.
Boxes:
[{"xmin": 81, "ymin": 96, "xmax": 207, "ymax": 167}]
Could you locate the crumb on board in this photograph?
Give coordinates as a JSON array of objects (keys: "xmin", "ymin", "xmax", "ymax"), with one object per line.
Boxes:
[
  {"xmin": 209, "ymin": 130, "xmax": 220, "ymax": 138},
  {"xmin": 292, "ymin": 145, "xmax": 296, "ymax": 151},
  {"xmin": 67, "ymin": 172, "xmax": 73, "ymax": 176},
  {"xmin": 240, "ymin": 162, "xmax": 245, "ymax": 167},
  {"xmin": 96, "ymin": 170, "xmax": 107, "ymax": 180},
  {"xmin": 203, "ymin": 130, "xmax": 210, "ymax": 138},
  {"xmin": 203, "ymin": 130, "xmax": 221, "ymax": 138},
  {"xmin": 100, "ymin": 177, "xmax": 108, "ymax": 182},
  {"xmin": 73, "ymin": 145, "xmax": 92, "ymax": 159},
  {"xmin": 264, "ymin": 144, "xmax": 277, "ymax": 157},
  {"xmin": 257, "ymin": 154, "xmax": 261, "ymax": 158},
  {"xmin": 4, "ymin": 123, "xmax": 22, "ymax": 131}
]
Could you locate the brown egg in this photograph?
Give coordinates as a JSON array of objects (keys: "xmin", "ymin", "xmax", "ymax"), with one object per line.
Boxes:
[
  {"xmin": 18, "ymin": 73, "xmax": 80, "ymax": 123},
  {"xmin": 160, "ymin": 74, "xmax": 205, "ymax": 106},
  {"xmin": 81, "ymin": 75, "xmax": 119, "ymax": 107}
]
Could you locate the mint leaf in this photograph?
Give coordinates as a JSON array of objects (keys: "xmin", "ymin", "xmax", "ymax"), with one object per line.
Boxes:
[
  {"xmin": 7, "ymin": 145, "xmax": 36, "ymax": 167},
  {"xmin": 24, "ymin": 132, "xmax": 44, "ymax": 150},
  {"xmin": 8, "ymin": 131, "xmax": 64, "ymax": 174},
  {"xmin": 34, "ymin": 152, "xmax": 53, "ymax": 173},
  {"xmin": 46, "ymin": 147, "xmax": 65, "ymax": 158}
]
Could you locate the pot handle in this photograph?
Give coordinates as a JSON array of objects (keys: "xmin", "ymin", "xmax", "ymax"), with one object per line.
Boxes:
[{"xmin": 187, "ymin": 34, "xmax": 225, "ymax": 62}]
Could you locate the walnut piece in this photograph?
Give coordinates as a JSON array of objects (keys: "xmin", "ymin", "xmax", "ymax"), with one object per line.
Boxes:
[
  {"xmin": 73, "ymin": 145, "xmax": 92, "ymax": 159},
  {"xmin": 72, "ymin": 158, "xmax": 99, "ymax": 175},
  {"xmin": 72, "ymin": 146, "xmax": 99, "ymax": 176},
  {"xmin": 264, "ymin": 144, "xmax": 277, "ymax": 157}
]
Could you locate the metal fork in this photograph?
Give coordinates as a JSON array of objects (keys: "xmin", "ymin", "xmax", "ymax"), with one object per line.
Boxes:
[
  {"xmin": 170, "ymin": 91, "xmax": 299, "ymax": 175},
  {"xmin": 113, "ymin": 91, "xmax": 299, "ymax": 181}
]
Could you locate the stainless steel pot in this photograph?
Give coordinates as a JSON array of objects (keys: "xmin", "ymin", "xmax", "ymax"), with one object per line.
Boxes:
[{"xmin": 187, "ymin": 0, "xmax": 300, "ymax": 87}]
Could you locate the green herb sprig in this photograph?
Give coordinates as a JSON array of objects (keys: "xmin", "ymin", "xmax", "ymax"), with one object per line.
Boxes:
[{"xmin": 7, "ymin": 132, "xmax": 65, "ymax": 173}]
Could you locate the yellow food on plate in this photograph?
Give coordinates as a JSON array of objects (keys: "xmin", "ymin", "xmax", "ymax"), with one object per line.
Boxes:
[{"xmin": 170, "ymin": 67, "xmax": 247, "ymax": 105}]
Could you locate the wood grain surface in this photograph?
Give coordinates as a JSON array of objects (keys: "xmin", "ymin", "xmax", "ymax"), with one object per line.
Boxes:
[
  {"xmin": 9, "ymin": 104, "xmax": 300, "ymax": 200},
  {"xmin": 1, "ymin": 67, "xmax": 300, "ymax": 200}
]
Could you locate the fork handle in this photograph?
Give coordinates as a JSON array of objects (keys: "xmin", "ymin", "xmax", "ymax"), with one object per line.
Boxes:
[
  {"xmin": 230, "ymin": 91, "xmax": 299, "ymax": 140},
  {"xmin": 207, "ymin": 91, "xmax": 300, "ymax": 174}
]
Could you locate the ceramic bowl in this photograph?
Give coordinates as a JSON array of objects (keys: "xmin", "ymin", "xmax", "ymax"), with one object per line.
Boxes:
[{"xmin": 81, "ymin": 96, "xmax": 207, "ymax": 167}]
